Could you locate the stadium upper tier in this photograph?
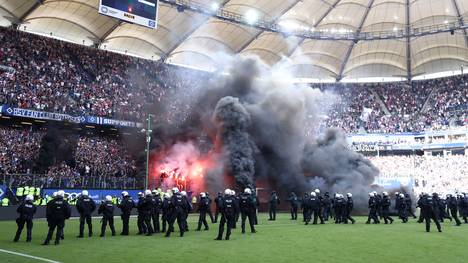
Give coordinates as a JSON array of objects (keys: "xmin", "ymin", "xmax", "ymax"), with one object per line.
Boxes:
[
  {"xmin": 1, "ymin": 27, "xmax": 466, "ymax": 133},
  {"xmin": 0, "ymin": 0, "xmax": 467, "ymax": 80}
]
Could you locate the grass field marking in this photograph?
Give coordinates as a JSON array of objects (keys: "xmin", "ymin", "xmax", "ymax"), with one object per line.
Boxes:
[{"xmin": 0, "ymin": 248, "xmax": 62, "ymax": 263}]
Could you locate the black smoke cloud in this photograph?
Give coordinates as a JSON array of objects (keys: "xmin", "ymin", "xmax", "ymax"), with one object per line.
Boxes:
[
  {"xmin": 214, "ymin": 96, "xmax": 255, "ymax": 189},
  {"xmin": 150, "ymin": 55, "xmax": 382, "ymax": 210}
]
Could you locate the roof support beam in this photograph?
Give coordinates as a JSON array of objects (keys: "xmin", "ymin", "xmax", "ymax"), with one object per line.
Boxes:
[
  {"xmin": 99, "ymin": 21, "xmax": 123, "ymax": 44},
  {"xmin": 19, "ymin": 0, "xmax": 43, "ymax": 22},
  {"xmin": 336, "ymin": 0, "xmax": 375, "ymax": 81},
  {"xmin": 451, "ymin": 0, "xmax": 468, "ymax": 47},
  {"xmin": 287, "ymin": 0, "xmax": 342, "ymax": 58},
  {"xmin": 0, "ymin": 5, "xmax": 19, "ymax": 24},
  {"xmin": 236, "ymin": 0, "xmax": 303, "ymax": 53},
  {"xmin": 405, "ymin": 0, "xmax": 412, "ymax": 81},
  {"xmin": 163, "ymin": 0, "xmax": 231, "ymax": 61}
]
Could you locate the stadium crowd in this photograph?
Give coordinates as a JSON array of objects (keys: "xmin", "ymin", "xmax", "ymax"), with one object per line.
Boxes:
[
  {"xmin": 370, "ymin": 155, "xmax": 468, "ymax": 195},
  {"xmin": 1, "ymin": 27, "xmax": 466, "ymax": 133},
  {"xmin": 0, "ymin": 126, "xmax": 138, "ymax": 189}
]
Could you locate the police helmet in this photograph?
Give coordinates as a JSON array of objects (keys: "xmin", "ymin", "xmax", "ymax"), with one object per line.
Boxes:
[
  {"xmin": 105, "ymin": 195, "xmax": 112, "ymax": 202},
  {"xmin": 200, "ymin": 192, "xmax": 206, "ymax": 197},
  {"xmin": 224, "ymin": 189, "xmax": 231, "ymax": 195},
  {"xmin": 347, "ymin": 193, "xmax": 352, "ymax": 197},
  {"xmin": 121, "ymin": 191, "xmax": 129, "ymax": 196},
  {"xmin": 57, "ymin": 190, "xmax": 65, "ymax": 197},
  {"xmin": 244, "ymin": 188, "xmax": 252, "ymax": 194},
  {"xmin": 181, "ymin": 191, "xmax": 187, "ymax": 196},
  {"xmin": 25, "ymin": 195, "xmax": 34, "ymax": 201},
  {"xmin": 145, "ymin": 190, "xmax": 152, "ymax": 196},
  {"xmin": 172, "ymin": 187, "xmax": 179, "ymax": 194},
  {"xmin": 310, "ymin": 192, "xmax": 316, "ymax": 197},
  {"xmin": 314, "ymin": 189, "xmax": 320, "ymax": 194}
]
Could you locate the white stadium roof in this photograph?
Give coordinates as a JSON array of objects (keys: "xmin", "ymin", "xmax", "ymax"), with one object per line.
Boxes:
[{"xmin": 0, "ymin": 0, "xmax": 467, "ymax": 81}]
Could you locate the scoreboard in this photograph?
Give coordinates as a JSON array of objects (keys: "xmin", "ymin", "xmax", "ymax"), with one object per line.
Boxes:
[{"xmin": 99, "ymin": 0, "xmax": 158, "ymax": 29}]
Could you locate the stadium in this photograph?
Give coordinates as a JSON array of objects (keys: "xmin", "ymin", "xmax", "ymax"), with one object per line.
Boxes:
[{"xmin": 0, "ymin": 0, "xmax": 467, "ymax": 262}]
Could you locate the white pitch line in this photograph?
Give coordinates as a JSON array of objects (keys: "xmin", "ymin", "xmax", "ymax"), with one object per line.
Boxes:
[{"xmin": 0, "ymin": 248, "xmax": 62, "ymax": 263}]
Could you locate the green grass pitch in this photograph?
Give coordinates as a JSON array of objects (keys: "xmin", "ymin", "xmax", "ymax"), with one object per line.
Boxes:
[{"xmin": 0, "ymin": 213, "xmax": 466, "ymax": 263}]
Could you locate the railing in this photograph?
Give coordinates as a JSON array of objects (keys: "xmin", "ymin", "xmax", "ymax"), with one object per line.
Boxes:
[{"xmin": 0, "ymin": 174, "xmax": 144, "ymax": 189}]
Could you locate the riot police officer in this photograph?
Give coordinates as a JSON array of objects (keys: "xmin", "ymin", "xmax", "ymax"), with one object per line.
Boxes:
[
  {"xmin": 239, "ymin": 188, "xmax": 256, "ymax": 234},
  {"xmin": 136, "ymin": 192, "xmax": 147, "ymax": 235},
  {"xmin": 98, "ymin": 195, "xmax": 116, "ymax": 237},
  {"xmin": 310, "ymin": 192, "xmax": 321, "ymax": 224},
  {"xmin": 288, "ymin": 192, "xmax": 299, "ymax": 220},
  {"xmin": 215, "ymin": 189, "xmax": 238, "ymax": 240},
  {"xmin": 344, "ymin": 193, "xmax": 355, "ymax": 224},
  {"xmin": 214, "ymin": 192, "xmax": 222, "ymax": 223},
  {"xmin": 422, "ymin": 193, "xmax": 442, "ymax": 232},
  {"xmin": 151, "ymin": 189, "xmax": 161, "ymax": 233},
  {"xmin": 13, "ymin": 194, "xmax": 36, "ymax": 242},
  {"xmin": 366, "ymin": 192, "xmax": 380, "ymax": 224},
  {"xmin": 139, "ymin": 190, "xmax": 154, "ymax": 236},
  {"xmin": 165, "ymin": 187, "xmax": 189, "ymax": 237},
  {"xmin": 268, "ymin": 191, "xmax": 280, "ymax": 221},
  {"xmin": 118, "ymin": 191, "xmax": 134, "ymax": 235},
  {"xmin": 381, "ymin": 192, "xmax": 394, "ymax": 224},
  {"xmin": 196, "ymin": 192, "xmax": 210, "ymax": 231},
  {"xmin": 76, "ymin": 190, "xmax": 96, "ymax": 238},
  {"xmin": 447, "ymin": 194, "xmax": 461, "ymax": 226},
  {"xmin": 42, "ymin": 190, "xmax": 71, "ymax": 245}
]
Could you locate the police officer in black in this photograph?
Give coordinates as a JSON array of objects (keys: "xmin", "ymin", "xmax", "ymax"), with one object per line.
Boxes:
[
  {"xmin": 288, "ymin": 192, "xmax": 299, "ymax": 220},
  {"xmin": 268, "ymin": 191, "xmax": 280, "ymax": 221},
  {"xmin": 151, "ymin": 190, "xmax": 161, "ymax": 233},
  {"xmin": 334, "ymin": 193, "xmax": 345, "ymax": 223},
  {"xmin": 43, "ymin": 190, "xmax": 71, "ymax": 245},
  {"xmin": 447, "ymin": 194, "xmax": 461, "ymax": 226},
  {"xmin": 381, "ymin": 192, "xmax": 394, "ymax": 224},
  {"xmin": 206, "ymin": 192, "xmax": 215, "ymax": 223},
  {"xmin": 14, "ymin": 194, "xmax": 36, "ymax": 242},
  {"xmin": 118, "ymin": 191, "xmax": 134, "ymax": 235},
  {"xmin": 162, "ymin": 192, "xmax": 173, "ymax": 233},
  {"xmin": 457, "ymin": 193, "xmax": 467, "ymax": 223},
  {"xmin": 139, "ymin": 190, "xmax": 154, "ymax": 236},
  {"xmin": 416, "ymin": 193, "xmax": 425, "ymax": 223},
  {"xmin": 215, "ymin": 189, "xmax": 238, "ymax": 240},
  {"xmin": 165, "ymin": 187, "xmax": 188, "ymax": 237},
  {"xmin": 76, "ymin": 190, "xmax": 96, "ymax": 238},
  {"xmin": 366, "ymin": 192, "xmax": 380, "ymax": 224},
  {"xmin": 214, "ymin": 192, "xmax": 222, "ymax": 223},
  {"xmin": 397, "ymin": 193, "xmax": 408, "ymax": 223},
  {"xmin": 405, "ymin": 193, "xmax": 417, "ymax": 219},
  {"xmin": 98, "ymin": 195, "xmax": 116, "ymax": 237},
  {"xmin": 344, "ymin": 193, "xmax": 355, "ymax": 224},
  {"xmin": 310, "ymin": 192, "xmax": 321, "ymax": 224},
  {"xmin": 437, "ymin": 195, "xmax": 451, "ymax": 222},
  {"xmin": 239, "ymin": 188, "xmax": 256, "ymax": 234},
  {"xmin": 302, "ymin": 193, "xmax": 312, "ymax": 225},
  {"xmin": 196, "ymin": 192, "xmax": 210, "ymax": 231},
  {"xmin": 422, "ymin": 193, "xmax": 442, "ymax": 232},
  {"xmin": 322, "ymin": 192, "xmax": 331, "ymax": 221},
  {"xmin": 136, "ymin": 192, "xmax": 147, "ymax": 235}
]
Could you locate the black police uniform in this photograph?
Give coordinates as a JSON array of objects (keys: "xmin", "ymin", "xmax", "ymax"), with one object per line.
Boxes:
[
  {"xmin": 302, "ymin": 193, "xmax": 310, "ymax": 223},
  {"xmin": 206, "ymin": 193, "xmax": 215, "ymax": 223},
  {"xmin": 366, "ymin": 196, "xmax": 380, "ymax": 224},
  {"xmin": 239, "ymin": 193, "xmax": 256, "ymax": 233},
  {"xmin": 151, "ymin": 194, "xmax": 162, "ymax": 233},
  {"xmin": 98, "ymin": 200, "xmax": 116, "ymax": 236},
  {"xmin": 137, "ymin": 195, "xmax": 148, "ymax": 234},
  {"xmin": 310, "ymin": 195, "xmax": 321, "ymax": 224},
  {"xmin": 322, "ymin": 193, "xmax": 331, "ymax": 221},
  {"xmin": 197, "ymin": 196, "xmax": 210, "ymax": 231},
  {"xmin": 14, "ymin": 199, "xmax": 37, "ymax": 242},
  {"xmin": 269, "ymin": 192, "xmax": 280, "ymax": 221},
  {"xmin": 138, "ymin": 196, "xmax": 154, "ymax": 236},
  {"xmin": 422, "ymin": 194, "xmax": 442, "ymax": 232},
  {"xmin": 334, "ymin": 196, "xmax": 345, "ymax": 223},
  {"xmin": 215, "ymin": 195, "xmax": 238, "ymax": 240},
  {"xmin": 381, "ymin": 196, "xmax": 394, "ymax": 224},
  {"xmin": 118, "ymin": 195, "xmax": 134, "ymax": 235},
  {"xmin": 165, "ymin": 192, "xmax": 188, "ymax": 237},
  {"xmin": 447, "ymin": 195, "xmax": 461, "ymax": 226},
  {"xmin": 344, "ymin": 196, "xmax": 355, "ymax": 224},
  {"xmin": 288, "ymin": 192, "xmax": 299, "ymax": 220},
  {"xmin": 162, "ymin": 197, "xmax": 173, "ymax": 232},
  {"xmin": 405, "ymin": 194, "xmax": 417, "ymax": 219},
  {"xmin": 214, "ymin": 193, "xmax": 222, "ymax": 223},
  {"xmin": 76, "ymin": 195, "xmax": 96, "ymax": 237},
  {"xmin": 43, "ymin": 196, "xmax": 71, "ymax": 245}
]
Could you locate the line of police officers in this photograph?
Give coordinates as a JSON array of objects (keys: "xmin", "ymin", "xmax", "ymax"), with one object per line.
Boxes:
[{"xmin": 12, "ymin": 187, "xmax": 468, "ymax": 243}]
